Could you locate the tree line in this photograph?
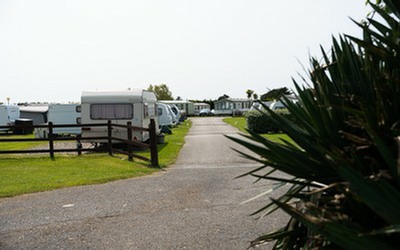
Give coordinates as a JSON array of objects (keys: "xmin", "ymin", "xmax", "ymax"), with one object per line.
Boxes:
[{"xmin": 147, "ymin": 84, "xmax": 292, "ymax": 103}]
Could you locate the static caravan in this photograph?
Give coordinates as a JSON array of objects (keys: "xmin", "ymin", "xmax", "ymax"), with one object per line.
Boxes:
[
  {"xmin": 159, "ymin": 100, "xmax": 194, "ymax": 116},
  {"xmin": 193, "ymin": 102, "xmax": 211, "ymax": 115},
  {"xmin": 34, "ymin": 104, "xmax": 81, "ymax": 138},
  {"xmin": 213, "ymin": 98, "xmax": 252, "ymax": 116},
  {"xmin": 81, "ymin": 90, "xmax": 159, "ymax": 143},
  {"xmin": 0, "ymin": 105, "xmax": 20, "ymax": 132}
]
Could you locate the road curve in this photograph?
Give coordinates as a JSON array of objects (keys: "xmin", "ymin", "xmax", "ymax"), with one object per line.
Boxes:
[{"xmin": 0, "ymin": 117, "xmax": 286, "ymax": 249}]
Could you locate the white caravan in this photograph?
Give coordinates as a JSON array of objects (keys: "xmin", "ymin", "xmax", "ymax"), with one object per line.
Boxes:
[
  {"xmin": 166, "ymin": 104, "xmax": 178, "ymax": 126},
  {"xmin": 81, "ymin": 89, "xmax": 159, "ymax": 143},
  {"xmin": 157, "ymin": 102, "xmax": 174, "ymax": 127},
  {"xmin": 0, "ymin": 105, "xmax": 20, "ymax": 132},
  {"xmin": 168, "ymin": 104, "xmax": 181, "ymax": 123},
  {"xmin": 34, "ymin": 104, "xmax": 81, "ymax": 138}
]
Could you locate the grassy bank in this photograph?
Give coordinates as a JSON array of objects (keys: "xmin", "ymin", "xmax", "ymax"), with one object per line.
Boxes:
[
  {"xmin": 0, "ymin": 120, "xmax": 191, "ymax": 198},
  {"xmin": 223, "ymin": 117, "xmax": 293, "ymax": 143}
]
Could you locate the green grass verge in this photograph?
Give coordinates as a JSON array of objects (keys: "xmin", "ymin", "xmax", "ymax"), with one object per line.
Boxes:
[
  {"xmin": 0, "ymin": 120, "xmax": 191, "ymax": 198},
  {"xmin": 158, "ymin": 121, "xmax": 190, "ymax": 167},
  {"xmin": 223, "ymin": 116, "xmax": 248, "ymax": 133},
  {"xmin": 133, "ymin": 120, "xmax": 191, "ymax": 167},
  {"xmin": 0, "ymin": 154, "xmax": 157, "ymax": 197},
  {"xmin": 223, "ymin": 117, "xmax": 293, "ymax": 143}
]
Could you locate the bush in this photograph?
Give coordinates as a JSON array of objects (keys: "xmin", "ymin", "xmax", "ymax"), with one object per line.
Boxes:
[{"xmin": 246, "ymin": 109, "xmax": 293, "ymax": 134}]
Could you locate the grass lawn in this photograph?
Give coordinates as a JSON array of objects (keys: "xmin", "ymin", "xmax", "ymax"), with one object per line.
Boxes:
[
  {"xmin": 0, "ymin": 120, "xmax": 191, "ymax": 198},
  {"xmin": 223, "ymin": 117, "xmax": 293, "ymax": 143}
]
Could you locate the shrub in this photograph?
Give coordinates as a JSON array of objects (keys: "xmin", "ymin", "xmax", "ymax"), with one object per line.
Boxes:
[
  {"xmin": 246, "ymin": 109, "xmax": 293, "ymax": 134},
  {"xmin": 246, "ymin": 110, "xmax": 276, "ymax": 133},
  {"xmin": 229, "ymin": 1, "xmax": 400, "ymax": 249}
]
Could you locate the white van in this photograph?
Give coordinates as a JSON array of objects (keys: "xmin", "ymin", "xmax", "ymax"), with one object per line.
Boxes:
[
  {"xmin": 81, "ymin": 89, "xmax": 159, "ymax": 143},
  {"xmin": 0, "ymin": 105, "xmax": 20, "ymax": 132},
  {"xmin": 34, "ymin": 104, "xmax": 81, "ymax": 138}
]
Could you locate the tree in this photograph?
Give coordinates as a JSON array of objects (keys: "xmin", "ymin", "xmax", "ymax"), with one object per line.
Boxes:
[
  {"xmin": 147, "ymin": 84, "xmax": 173, "ymax": 100},
  {"xmin": 246, "ymin": 89, "xmax": 254, "ymax": 99},
  {"xmin": 252, "ymin": 93, "xmax": 258, "ymax": 100},
  {"xmin": 260, "ymin": 87, "xmax": 291, "ymax": 101},
  {"xmin": 217, "ymin": 94, "xmax": 230, "ymax": 101}
]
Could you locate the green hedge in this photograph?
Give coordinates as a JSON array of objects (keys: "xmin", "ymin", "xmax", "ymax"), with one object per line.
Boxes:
[{"xmin": 246, "ymin": 109, "xmax": 293, "ymax": 133}]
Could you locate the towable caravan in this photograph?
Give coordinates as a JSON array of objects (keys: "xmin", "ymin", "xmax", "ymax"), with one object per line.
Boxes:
[
  {"xmin": 81, "ymin": 90, "xmax": 159, "ymax": 143},
  {"xmin": 48, "ymin": 104, "xmax": 81, "ymax": 135},
  {"xmin": 34, "ymin": 104, "xmax": 81, "ymax": 138},
  {"xmin": 157, "ymin": 102, "xmax": 174, "ymax": 127},
  {"xmin": 0, "ymin": 105, "xmax": 20, "ymax": 133},
  {"xmin": 168, "ymin": 104, "xmax": 181, "ymax": 124}
]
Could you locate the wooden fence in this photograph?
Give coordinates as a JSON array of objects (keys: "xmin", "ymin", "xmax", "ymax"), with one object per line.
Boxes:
[{"xmin": 0, "ymin": 119, "xmax": 159, "ymax": 167}]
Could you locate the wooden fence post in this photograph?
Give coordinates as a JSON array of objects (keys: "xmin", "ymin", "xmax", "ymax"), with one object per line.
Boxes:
[
  {"xmin": 107, "ymin": 120, "xmax": 113, "ymax": 156},
  {"xmin": 127, "ymin": 121, "xmax": 133, "ymax": 161},
  {"xmin": 48, "ymin": 122, "xmax": 55, "ymax": 159},
  {"xmin": 76, "ymin": 134, "xmax": 82, "ymax": 156},
  {"xmin": 149, "ymin": 119, "xmax": 159, "ymax": 167}
]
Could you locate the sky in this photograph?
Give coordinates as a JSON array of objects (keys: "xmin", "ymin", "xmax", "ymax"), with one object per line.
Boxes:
[{"xmin": 0, "ymin": 0, "xmax": 371, "ymax": 104}]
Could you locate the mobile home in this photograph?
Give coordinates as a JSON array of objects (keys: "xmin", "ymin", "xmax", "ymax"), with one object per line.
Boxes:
[
  {"xmin": 213, "ymin": 98, "xmax": 252, "ymax": 116},
  {"xmin": 81, "ymin": 89, "xmax": 159, "ymax": 143},
  {"xmin": 159, "ymin": 100, "xmax": 194, "ymax": 116},
  {"xmin": 0, "ymin": 105, "xmax": 20, "ymax": 132},
  {"xmin": 194, "ymin": 102, "xmax": 211, "ymax": 115}
]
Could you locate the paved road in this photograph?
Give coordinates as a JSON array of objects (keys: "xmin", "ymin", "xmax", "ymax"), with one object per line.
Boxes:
[{"xmin": 0, "ymin": 117, "xmax": 287, "ymax": 249}]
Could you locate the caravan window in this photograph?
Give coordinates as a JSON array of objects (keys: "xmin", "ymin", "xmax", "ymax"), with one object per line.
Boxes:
[
  {"xmin": 90, "ymin": 104, "xmax": 133, "ymax": 120},
  {"xmin": 144, "ymin": 104, "xmax": 149, "ymax": 118},
  {"xmin": 148, "ymin": 103, "xmax": 156, "ymax": 116},
  {"xmin": 158, "ymin": 107, "xmax": 163, "ymax": 115}
]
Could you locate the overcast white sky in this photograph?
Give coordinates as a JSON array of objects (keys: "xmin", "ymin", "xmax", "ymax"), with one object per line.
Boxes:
[{"xmin": 0, "ymin": 0, "xmax": 371, "ymax": 103}]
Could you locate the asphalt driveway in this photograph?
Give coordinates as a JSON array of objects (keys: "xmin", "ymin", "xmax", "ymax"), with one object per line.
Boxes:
[{"xmin": 0, "ymin": 117, "xmax": 287, "ymax": 249}]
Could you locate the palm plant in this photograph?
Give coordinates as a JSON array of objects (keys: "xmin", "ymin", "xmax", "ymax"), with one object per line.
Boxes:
[{"xmin": 228, "ymin": 1, "xmax": 400, "ymax": 249}]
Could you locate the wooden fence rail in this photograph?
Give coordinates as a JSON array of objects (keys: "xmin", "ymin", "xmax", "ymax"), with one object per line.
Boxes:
[{"xmin": 0, "ymin": 119, "xmax": 159, "ymax": 167}]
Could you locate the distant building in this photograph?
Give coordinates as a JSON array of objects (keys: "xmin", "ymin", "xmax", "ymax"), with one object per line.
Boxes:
[
  {"xmin": 193, "ymin": 102, "xmax": 211, "ymax": 115},
  {"xmin": 213, "ymin": 98, "xmax": 252, "ymax": 116}
]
